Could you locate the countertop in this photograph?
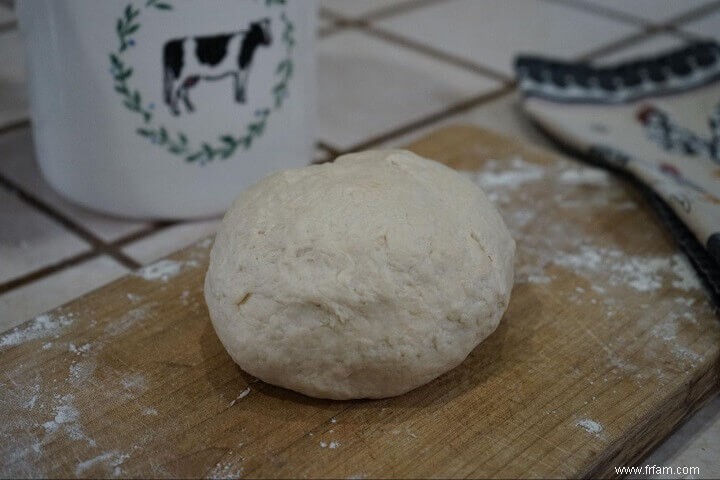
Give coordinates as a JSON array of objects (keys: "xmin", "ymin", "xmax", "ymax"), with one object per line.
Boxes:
[{"xmin": 1, "ymin": 0, "xmax": 719, "ymax": 477}]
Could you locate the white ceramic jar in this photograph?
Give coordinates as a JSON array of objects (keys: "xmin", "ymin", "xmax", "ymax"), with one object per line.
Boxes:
[{"xmin": 17, "ymin": 0, "xmax": 316, "ymax": 219}]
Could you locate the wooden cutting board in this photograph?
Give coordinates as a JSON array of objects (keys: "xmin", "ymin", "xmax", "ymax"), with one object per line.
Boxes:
[{"xmin": 1, "ymin": 126, "xmax": 718, "ymax": 479}]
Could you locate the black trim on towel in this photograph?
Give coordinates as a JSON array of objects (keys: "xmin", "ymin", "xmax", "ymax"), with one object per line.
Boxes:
[
  {"xmin": 529, "ymin": 120, "xmax": 720, "ymax": 310},
  {"xmin": 515, "ymin": 42, "xmax": 720, "ymax": 105}
]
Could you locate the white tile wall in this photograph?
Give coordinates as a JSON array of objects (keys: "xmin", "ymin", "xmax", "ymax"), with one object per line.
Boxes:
[
  {"xmin": 591, "ymin": 32, "xmax": 687, "ymax": 65},
  {"xmin": 681, "ymin": 10, "xmax": 720, "ymax": 41},
  {"xmin": 576, "ymin": 0, "xmax": 714, "ymax": 23},
  {"xmin": 376, "ymin": 90, "xmax": 555, "ymax": 151},
  {"xmin": 376, "ymin": 0, "xmax": 640, "ymax": 75},
  {"xmin": 0, "ymin": 185, "xmax": 89, "ymax": 283},
  {"xmin": 320, "ymin": 0, "xmax": 420, "ymax": 18},
  {"xmin": 318, "ymin": 29, "xmax": 501, "ymax": 149},
  {"xmin": 122, "ymin": 219, "xmax": 221, "ymax": 264},
  {"xmin": 0, "ymin": 255, "xmax": 127, "ymax": 332}
]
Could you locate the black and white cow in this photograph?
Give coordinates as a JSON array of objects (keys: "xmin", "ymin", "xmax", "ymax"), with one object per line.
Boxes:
[{"xmin": 163, "ymin": 19, "xmax": 272, "ymax": 115}]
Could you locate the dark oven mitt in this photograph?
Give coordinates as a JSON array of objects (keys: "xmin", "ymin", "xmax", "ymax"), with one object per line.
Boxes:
[{"xmin": 515, "ymin": 42, "xmax": 720, "ymax": 307}]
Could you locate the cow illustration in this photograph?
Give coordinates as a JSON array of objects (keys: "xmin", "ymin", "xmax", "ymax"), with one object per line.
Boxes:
[{"xmin": 163, "ymin": 19, "xmax": 272, "ymax": 115}]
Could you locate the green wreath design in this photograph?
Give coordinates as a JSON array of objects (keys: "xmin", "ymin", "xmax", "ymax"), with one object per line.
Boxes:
[{"xmin": 109, "ymin": 0, "xmax": 294, "ymax": 165}]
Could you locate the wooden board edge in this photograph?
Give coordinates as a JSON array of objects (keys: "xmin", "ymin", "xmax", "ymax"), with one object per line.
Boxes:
[{"xmin": 584, "ymin": 352, "xmax": 720, "ymax": 479}]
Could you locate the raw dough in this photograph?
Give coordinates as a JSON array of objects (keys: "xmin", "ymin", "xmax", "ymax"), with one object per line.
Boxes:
[{"xmin": 204, "ymin": 150, "xmax": 515, "ymax": 399}]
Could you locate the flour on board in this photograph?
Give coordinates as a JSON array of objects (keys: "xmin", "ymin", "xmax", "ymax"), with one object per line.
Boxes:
[
  {"xmin": 42, "ymin": 395, "xmax": 79, "ymax": 433},
  {"xmin": 105, "ymin": 304, "xmax": 156, "ymax": 337},
  {"xmin": 463, "ymin": 156, "xmax": 545, "ymax": 190},
  {"xmin": 576, "ymin": 419, "xmax": 603, "ymax": 435},
  {"xmin": 558, "ymin": 168, "xmax": 609, "ymax": 186},
  {"xmin": 69, "ymin": 343, "xmax": 91, "ymax": 355},
  {"xmin": 75, "ymin": 451, "xmax": 130, "ymax": 476},
  {"xmin": 196, "ymin": 237, "xmax": 213, "ymax": 249},
  {"xmin": 69, "ymin": 360, "xmax": 97, "ymax": 386},
  {"xmin": 208, "ymin": 460, "xmax": 244, "ymax": 479},
  {"xmin": 126, "ymin": 293, "xmax": 143, "ymax": 303},
  {"xmin": 229, "ymin": 387, "xmax": 251, "ymax": 406},
  {"xmin": 136, "ymin": 259, "xmax": 183, "ymax": 282},
  {"xmin": 121, "ymin": 374, "xmax": 148, "ymax": 393},
  {"xmin": 0, "ymin": 313, "xmax": 74, "ymax": 349},
  {"xmin": 554, "ymin": 247, "xmax": 701, "ymax": 294}
]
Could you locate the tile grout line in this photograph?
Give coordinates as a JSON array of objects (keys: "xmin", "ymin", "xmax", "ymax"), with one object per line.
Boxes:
[
  {"xmin": 329, "ymin": 0, "xmax": 448, "ymax": 24},
  {"xmin": 111, "ymin": 221, "xmax": 180, "ymax": 248},
  {"xmin": 321, "ymin": 1, "xmax": 493, "ymax": 79},
  {"xmin": 0, "ymin": 173, "xmax": 142, "ymax": 271},
  {"xmin": 664, "ymin": 0, "xmax": 720, "ymax": 26},
  {"xmin": 0, "ymin": 221, "xmax": 181, "ymax": 297},
  {"xmin": 362, "ymin": 0, "xmax": 449, "ymax": 22},
  {"xmin": 579, "ymin": 28, "xmax": 660, "ymax": 61},
  {"xmin": 316, "ymin": 140, "xmax": 341, "ymax": 157},
  {"xmin": 0, "ymin": 19, "xmax": 16, "ymax": 35},
  {"xmin": 360, "ymin": 24, "xmax": 513, "ymax": 84},
  {"xmin": 539, "ymin": 0, "xmax": 654, "ymax": 27},
  {"xmin": 663, "ymin": 26, "xmax": 713, "ymax": 43},
  {"xmin": 340, "ymin": 85, "xmax": 516, "ymax": 154},
  {"xmin": 0, "ymin": 118, "xmax": 30, "ymax": 136},
  {"xmin": 319, "ymin": 24, "xmax": 674, "ymax": 156},
  {"xmin": 0, "ymin": 251, "xmax": 99, "ymax": 296}
]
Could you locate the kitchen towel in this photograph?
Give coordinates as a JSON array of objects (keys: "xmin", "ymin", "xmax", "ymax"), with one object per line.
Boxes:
[{"xmin": 515, "ymin": 42, "xmax": 720, "ymax": 307}]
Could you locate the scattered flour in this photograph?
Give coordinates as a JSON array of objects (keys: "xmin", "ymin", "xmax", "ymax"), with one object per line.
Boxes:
[
  {"xmin": 42, "ymin": 395, "xmax": 79, "ymax": 433},
  {"xmin": 329, "ymin": 441, "xmax": 340, "ymax": 449},
  {"xmin": 555, "ymin": 247, "xmax": 700, "ymax": 293},
  {"xmin": 105, "ymin": 305, "xmax": 156, "ymax": 336},
  {"xmin": 142, "ymin": 407, "xmax": 158, "ymax": 416},
  {"xmin": 229, "ymin": 387, "xmax": 251, "ymax": 406},
  {"xmin": 208, "ymin": 461, "xmax": 244, "ymax": 479},
  {"xmin": 180, "ymin": 290, "xmax": 191, "ymax": 305},
  {"xmin": 126, "ymin": 293, "xmax": 143, "ymax": 303},
  {"xmin": 69, "ymin": 360, "xmax": 97, "ymax": 386},
  {"xmin": 0, "ymin": 313, "xmax": 74, "ymax": 349},
  {"xmin": 671, "ymin": 255, "xmax": 702, "ymax": 291},
  {"xmin": 558, "ymin": 168, "xmax": 609, "ymax": 186},
  {"xmin": 476, "ymin": 164, "xmax": 544, "ymax": 189},
  {"xmin": 121, "ymin": 374, "xmax": 147, "ymax": 393},
  {"xmin": 555, "ymin": 246, "xmax": 604, "ymax": 271},
  {"xmin": 66, "ymin": 423, "xmax": 97, "ymax": 447},
  {"xmin": 136, "ymin": 259, "xmax": 182, "ymax": 282},
  {"xmin": 576, "ymin": 419, "xmax": 603, "ymax": 435},
  {"xmin": 196, "ymin": 237, "xmax": 213, "ymax": 249},
  {"xmin": 528, "ymin": 274, "xmax": 552, "ymax": 284},
  {"xmin": 69, "ymin": 343, "xmax": 91, "ymax": 355},
  {"xmin": 75, "ymin": 451, "xmax": 130, "ymax": 476}
]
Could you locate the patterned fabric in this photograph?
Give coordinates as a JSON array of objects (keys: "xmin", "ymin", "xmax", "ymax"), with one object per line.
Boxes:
[{"xmin": 515, "ymin": 42, "xmax": 720, "ymax": 304}]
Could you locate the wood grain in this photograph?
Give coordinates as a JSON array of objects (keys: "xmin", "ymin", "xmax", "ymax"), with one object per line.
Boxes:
[{"xmin": 1, "ymin": 126, "xmax": 718, "ymax": 479}]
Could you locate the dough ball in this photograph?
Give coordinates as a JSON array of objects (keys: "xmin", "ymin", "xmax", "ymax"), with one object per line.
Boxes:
[{"xmin": 204, "ymin": 149, "xmax": 515, "ymax": 399}]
